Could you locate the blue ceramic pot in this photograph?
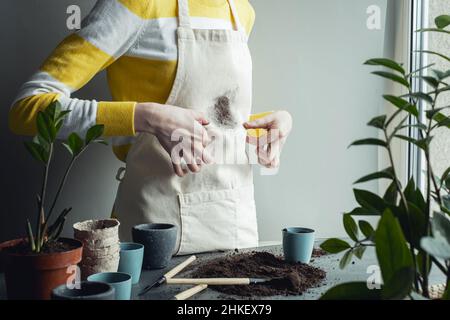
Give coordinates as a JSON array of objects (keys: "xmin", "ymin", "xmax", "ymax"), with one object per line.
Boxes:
[
  {"xmin": 87, "ymin": 272, "xmax": 132, "ymax": 300},
  {"xmin": 282, "ymin": 227, "xmax": 315, "ymax": 264},
  {"xmin": 51, "ymin": 281, "xmax": 115, "ymax": 300},
  {"xmin": 118, "ymin": 242, "xmax": 144, "ymax": 284}
]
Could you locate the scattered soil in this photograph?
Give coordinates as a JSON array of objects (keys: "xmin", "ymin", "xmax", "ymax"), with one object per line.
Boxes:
[
  {"xmin": 190, "ymin": 251, "xmax": 326, "ymax": 297},
  {"xmin": 4, "ymin": 240, "xmax": 76, "ymax": 255},
  {"xmin": 213, "ymin": 95, "xmax": 237, "ymax": 128},
  {"xmin": 312, "ymin": 248, "xmax": 327, "ymax": 257}
]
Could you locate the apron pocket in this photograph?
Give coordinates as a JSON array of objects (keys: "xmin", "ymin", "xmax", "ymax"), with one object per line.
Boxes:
[{"xmin": 177, "ymin": 189, "xmax": 239, "ymax": 255}]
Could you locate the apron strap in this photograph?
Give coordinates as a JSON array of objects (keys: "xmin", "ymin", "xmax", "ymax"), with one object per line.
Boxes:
[{"xmin": 177, "ymin": 0, "xmax": 245, "ymax": 33}]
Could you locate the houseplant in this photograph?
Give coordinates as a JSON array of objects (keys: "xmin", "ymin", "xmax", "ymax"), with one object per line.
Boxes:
[
  {"xmin": 0, "ymin": 101, "xmax": 107, "ymax": 299},
  {"xmin": 320, "ymin": 14, "xmax": 450, "ymax": 300}
]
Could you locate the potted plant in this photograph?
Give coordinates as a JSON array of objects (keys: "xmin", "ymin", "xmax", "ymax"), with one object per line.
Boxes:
[
  {"xmin": 320, "ymin": 14, "xmax": 450, "ymax": 300},
  {"xmin": 0, "ymin": 101, "xmax": 107, "ymax": 299}
]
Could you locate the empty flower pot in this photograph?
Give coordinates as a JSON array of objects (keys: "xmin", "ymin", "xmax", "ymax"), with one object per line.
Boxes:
[
  {"xmin": 132, "ymin": 223, "xmax": 177, "ymax": 269},
  {"xmin": 118, "ymin": 242, "xmax": 144, "ymax": 284},
  {"xmin": 282, "ymin": 227, "xmax": 315, "ymax": 264},
  {"xmin": 51, "ymin": 281, "xmax": 115, "ymax": 300},
  {"xmin": 73, "ymin": 219, "xmax": 120, "ymax": 279},
  {"xmin": 87, "ymin": 272, "xmax": 132, "ymax": 300}
]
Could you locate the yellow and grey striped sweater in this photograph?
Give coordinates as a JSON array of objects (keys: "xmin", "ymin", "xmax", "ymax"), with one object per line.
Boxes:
[{"xmin": 9, "ymin": 0, "xmax": 255, "ymax": 161}]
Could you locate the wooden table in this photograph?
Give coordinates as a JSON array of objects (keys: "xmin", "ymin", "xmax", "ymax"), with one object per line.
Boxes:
[{"xmin": 0, "ymin": 242, "xmax": 445, "ymax": 300}]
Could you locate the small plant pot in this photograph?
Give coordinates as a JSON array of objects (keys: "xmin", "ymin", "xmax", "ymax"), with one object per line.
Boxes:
[
  {"xmin": 132, "ymin": 223, "xmax": 177, "ymax": 269},
  {"xmin": 0, "ymin": 237, "xmax": 83, "ymax": 300},
  {"xmin": 73, "ymin": 219, "xmax": 120, "ymax": 279},
  {"xmin": 282, "ymin": 227, "xmax": 315, "ymax": 264},
  {"xmin": 87, "ymin": 272, "xmax": 132, "ymax": 300},
  {"xmin": 51, "ymin": 281, "xmax": 115, "ymax": 300}
]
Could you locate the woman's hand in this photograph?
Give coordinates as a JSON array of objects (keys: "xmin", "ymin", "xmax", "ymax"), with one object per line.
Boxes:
[
  {"xmin": 243, "ymin": 110, "xmax": 293, "ymax": 168},
  {"xmin": 134, "ymin": 102, "xmax": 213, "ymax": 177}
]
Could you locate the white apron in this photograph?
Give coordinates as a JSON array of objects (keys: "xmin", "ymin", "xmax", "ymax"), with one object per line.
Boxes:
[{"xmin": 113, "ymin": 0, "xmax": 258, "ymax": 255}]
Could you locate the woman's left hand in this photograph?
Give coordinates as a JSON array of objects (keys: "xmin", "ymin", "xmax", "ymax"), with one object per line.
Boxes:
[{"xmin": 243, "ymin": 110, "xmax": 293, "ymax": 168}]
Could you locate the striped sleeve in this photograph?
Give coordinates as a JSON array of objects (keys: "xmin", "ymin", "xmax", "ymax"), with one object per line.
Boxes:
[{"xmin": 9, "ymin": 0, "xmax": 151, "ymax": 138}]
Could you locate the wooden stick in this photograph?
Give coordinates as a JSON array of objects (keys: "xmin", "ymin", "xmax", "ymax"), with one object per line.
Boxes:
[
  {"xmin": 165, "ymin": 255, "xmax": 197, "ymax": 279},
  {"xmin": 166, "ymin": 278, "xmax": 251, "ymax": 285},
  {"xmin": 174, "ymin": 284, "xmax": 208, "ymax": 300}
]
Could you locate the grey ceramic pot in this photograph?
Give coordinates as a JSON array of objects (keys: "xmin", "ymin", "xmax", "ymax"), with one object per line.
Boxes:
[
  {"xmin": 51, "ymin": 281, "xmax": 115, "ymax": 300},
  {"xmin": 132, "ymin": 223, "xmax": 177, "ymax": 269}
]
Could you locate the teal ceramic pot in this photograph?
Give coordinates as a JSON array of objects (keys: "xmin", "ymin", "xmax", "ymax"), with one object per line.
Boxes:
[
  {"xmin": 51, "ymin": 281, "xmax": 115, "ymax": 300},
  {"xmin": 132, "ymin": 224, "xmax": 177, "ymax": 270},
  {"xmin": 87, "ymin": 272, "xmax": 132, "ymax": 300},
  {"xmin": 118, "ymin": 242, "xmax": 144, "ymax": 284},
  {"xmin": 282, "ymin": 227, "xmax": 315, "ymax": 264}
]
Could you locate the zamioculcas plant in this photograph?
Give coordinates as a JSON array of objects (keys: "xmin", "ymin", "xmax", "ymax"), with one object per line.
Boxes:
[
  {"xmin": 320, "ymin": 14, "xmax": 450, "ymax": 300},
  {"xmin": 23, "ymin": 101, "xmax": 107, "ymax": 253}
]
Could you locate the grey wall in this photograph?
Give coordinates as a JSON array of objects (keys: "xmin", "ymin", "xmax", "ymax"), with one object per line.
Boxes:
[{"xmin": 0, "ymin": 0, "xmax": 393, "ymax": 243}]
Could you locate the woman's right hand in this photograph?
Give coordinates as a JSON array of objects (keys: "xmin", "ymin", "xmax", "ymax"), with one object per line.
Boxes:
[{"xmin": 134, "ymin": 102, "xmax": 213, "ymax": 177}]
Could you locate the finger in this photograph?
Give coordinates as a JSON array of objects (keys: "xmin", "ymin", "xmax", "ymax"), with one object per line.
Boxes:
[
  {"xmin": 267, "ymin": 140, "xmax": 281, "ymax": 162},
  {"xmin": 243, "ymin": 113, "xmax": 275, "ymax": 129},
  {"xmin": 192, "ymin": 110, "xmax": 210, "ymax": 125},
  {"xmin": 183, "ymin": 147, "xmax": 201, "ymax": 173},
  {"xmin": 173, "ymin": 163, "xmax": 185, "ymax": 177},
  {"xmin": 269, "ymin": 155, "xmax": 280, "ymax": 168},
  {"xmin": 256, "ymin": 146, "xmax": 271, "ymax": 165}
]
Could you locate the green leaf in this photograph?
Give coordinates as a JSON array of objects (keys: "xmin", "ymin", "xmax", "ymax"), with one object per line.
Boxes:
[
  {"xmin": 433, "ymin": 112, "xmax": 450, "ymax": 129},
  {"xmin": 354, "ymin": 167, "xmax": 394, "ymax": 184},
  {"xmin": 394, "ymin": 135, "xmax": 430, "ymax": 151},
  {"xmin": 432, "ymin": 69, "xmax": 450, "ymax": 81},
  {"xmin": 359, "ymin": 220, "xmax": 375, "ymax": 239},
  {"xmin": 44, "ymin": 101, "xmax": 62, "ymax": 122},
  {"xmin": 435, "ymin": 15, "xmax": 450, "ymax": 29},
  {"xmin": 347, "ymin": 207, "xmax": 379, "ymax": 216},
  {"xmin": 93, "ymin": 139, "xmax": 108, "ymax": 146},
  {"xmin": 383, "ymin": 95, "xmax": 419, "ymax": 117},
  {"xmin": 383, "ymin": 180, "xmax": 398, "ymax": 205},
  {"xmin": 441, "ymin": 167, "xmax": 450, "ymax": 183},
  {"xmin": 353, "ymin": 245, "xmax": 366, "ymax": 260},
  {"xmin": 426, "ymin": 106, "xmax": 450, "ymax": 120},
  {"xmin": 417, "ymin": 28, "xmax": 450, "ymax": 36},
  {"xmin": 65, "ymin": 133, "xmax": 84, "ymax": 156},
  {"xmin": 349, "ymin": 138, "xmax": 387, "ymax": 148},
  {"xmin": 343, "ymin": 214, "xmax": 359, "ymax": 242},
  {"xmin": 320, "ymin": 282, "xmax": 381, "ymax": 300},
  {"xmin": 24, "ymin": 141, "xmax": 48, "ymax": 163},
  {"xmin": 402, "ymin": 92, "xmax": 433, "ymax": 104},
  {"xmin": 36, "ymin": 112, "xmax": 56, "ymax": 143},
  {"xmin": 372, "ymin": 71, "xmax": 410, "ymax": 88},
  {"xmin": 85, "ymin": 124, "xmax": 105, "ymax": 145},
  {"xmin": 381, "ymin": 267, "xmax": 414, "ymax": 300},
  {"xmin": 339, "ymin": 249, "xmax": 353, "ymax": 269},
  {"xmin": 320, "ymin": 238, "xmax": 351, "ymax": 254},
  {"xmin": 419, "ymin": 50, "xmax": 450, "ymax": 63},
  {"xmin": 407, "ymin": 201, "xmax": 427, "ymax": 248},
  {"xmin": 354, "ymin": 189, "xmax": 387, "ymax": 214},
  {"xmin": 364, "ymin": 58, "xmax": 405, "ymax": 75},
  {"xmin": 421, "ymin": 76, "xmax": 440, "ymax": 88},
  {"xmin": 421, "ymin": 237, "xmax": 450, "ymax": 259},
  {"xmin": 375, "ymin": 209, "xmax": 413, "ymax": 286},
  {"xmin": 367, "ymin": 115, "xmax": 387, "ymax": 129}
]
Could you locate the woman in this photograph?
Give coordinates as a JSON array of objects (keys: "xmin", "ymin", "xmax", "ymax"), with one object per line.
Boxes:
[{"xmin": 10, "ymin": 0, "xmax": 292, "ymax": 254}]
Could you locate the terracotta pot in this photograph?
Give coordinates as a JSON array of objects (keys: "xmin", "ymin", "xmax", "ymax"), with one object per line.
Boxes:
[
  {"xmin": 0, "ymin": 238, "xmax": 83, "ymax": 300},
  {"xmin": 73, "ymin": 219, "xmax": 120, "ymax": 279}
]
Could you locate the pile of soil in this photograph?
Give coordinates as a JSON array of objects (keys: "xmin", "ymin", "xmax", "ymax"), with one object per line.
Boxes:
[{"xmin": 190, "ymin": 251, "xmax": 326, "ymax": 297}]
